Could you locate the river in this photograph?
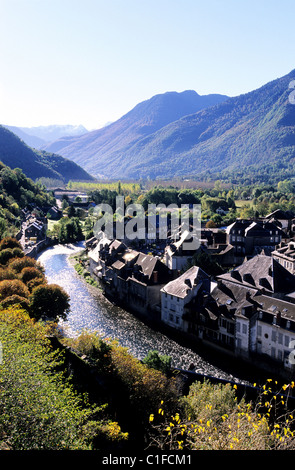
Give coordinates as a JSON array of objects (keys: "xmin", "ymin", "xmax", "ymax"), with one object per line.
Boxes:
[{"xmin": 37, "ymin": 243, "xmax": 255, "ymax": 384}]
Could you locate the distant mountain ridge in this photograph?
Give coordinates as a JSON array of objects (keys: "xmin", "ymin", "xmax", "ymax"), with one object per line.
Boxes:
[
  {"xmin": 41, "ymin": 71, "xmax": 295, "ymax": 180},
  {"xmin": 0, "ymin": 125, "xmax": 94, "ymax": 183},
  {"xmin": 4, "ymin": 124, "xmax": 89, "ymax": 149},
  {"xmin": 41, "ymin": 90, "xmax": 229, "ymax": 177}
]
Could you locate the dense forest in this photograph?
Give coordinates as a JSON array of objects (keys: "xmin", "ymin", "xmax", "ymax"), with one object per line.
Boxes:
[{"xmin": 0, "ymin": 162, "xmax": 56, "ymax": 238}]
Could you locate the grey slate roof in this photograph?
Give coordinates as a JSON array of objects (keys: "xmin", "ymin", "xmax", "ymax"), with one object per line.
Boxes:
[
  {"xmin": 217, "ymin": 254, "xmax": 295, "ymax": 294},
  {"xmin": 162, "ymin": 265, "xmax": 209, "ymax": 298}
]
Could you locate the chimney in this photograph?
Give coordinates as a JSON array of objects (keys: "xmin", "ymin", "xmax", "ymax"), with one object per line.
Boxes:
[
  {"xmin": 185, "ymin": 278, "xmax": 192, "ymax": 288},
  {"xmin": 153, "ymin": 271, "xmax": 158, "ymax": 284}
]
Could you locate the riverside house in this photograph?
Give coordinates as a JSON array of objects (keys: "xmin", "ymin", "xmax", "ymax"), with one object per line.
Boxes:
[
  {"xmin": 186, "ymin": 254, "xmax": 295, "ymax": 375},
  {"xmin": 88, "ymin": 238, "xmax": 171, "ymax": 317},
  {"xmin": 160, "ymin": 265, "xmax": 211, "ymax": 332}
]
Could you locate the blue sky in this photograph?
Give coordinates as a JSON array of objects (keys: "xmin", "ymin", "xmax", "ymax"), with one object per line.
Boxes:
[{"xmin": 0, "ymin": 0, "xmax": 295, "ymax": 130}]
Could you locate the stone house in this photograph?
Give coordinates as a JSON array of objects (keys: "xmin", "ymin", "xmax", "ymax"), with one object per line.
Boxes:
[
  {"xmin": 264, "ymin": 209, "xmax": 295, "ymax": 235},
  {"xmin": 226, "ymin": 219, "xmax": 283, "ymax": 262},
  {"xmin": 88, "ymin": 238, "xmax": 171, "ymax": 317},
  {"xmin": 160, "ymin": 266, "xmax": 211, "ymax": 332},
  {"xmin": 24, "ymin": 219, "xmax": 46, "ymax": 241},
  {"xmin": 207, "ymin": 254, "xmax": 295, "ymax": 372},
  {"xmin": 271, "ymin": 240, "xmax": 295, "ymax": 275},
  {"xmin": 164, "ymin": 230, "xmax": 199, "ymax": 271}
]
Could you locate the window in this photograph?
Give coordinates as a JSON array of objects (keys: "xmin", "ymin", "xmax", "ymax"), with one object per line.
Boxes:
[
  {"xmin": 236, "ymin": 323, "xmax": 240, "ymax": 333},
  {"xmin": 257, "ymin": 325, "xmax": 262, "ymax": 336},
  {"xmin": 278, "ymin": 333, "xmax": 283, "ymax": 345},
  {"xmin": 242, "ymin": 324, "xmax": 247, "ymax": 335},
  {"xmin": 175, "ymin": 316, "xmax": 179, "ymax": 324},
  {"xmin": 271, "ymin": 347, "xmax": 276, "ymax": 358},
  {"xmin": 278, "ymin": 350, "xmax": 283, "ymax": 361},
  {"xmin": 221, "ymin": 319, "xmax": 227, "ymax": 328},
  {"xmin": 272, "ymin": 330, "xmax": 277, "ymax": 342},
  {"xmin": 169, "ymin": 314, "xmax": 174, "ymax": 322}
]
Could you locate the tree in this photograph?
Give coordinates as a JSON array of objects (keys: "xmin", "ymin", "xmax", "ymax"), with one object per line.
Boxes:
[
  {"xmin": 29, "ymin": 283, "xmax": 70, "ymax": 321},
  {"xmin": 142, "ymin": 350, "xmax": 172, "ymax": 375}
]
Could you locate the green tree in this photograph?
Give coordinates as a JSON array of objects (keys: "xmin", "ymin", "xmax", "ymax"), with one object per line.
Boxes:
[
  {"xmin": 142, "ymin": 350, "xmax": 172, "ymax": 375},
  {"xmin": 29, "ymin": 283, "xmax": 70, "ymax": 321}
]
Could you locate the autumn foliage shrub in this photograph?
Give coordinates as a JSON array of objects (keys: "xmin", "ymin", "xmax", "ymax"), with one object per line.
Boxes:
[
  {"xmin": 20, "ymin": 266, "xmax": 44, "ymax": 285},
  {"xmin": 0, "ymin": 267, "xmax": 17, "ymax": 281},
  {"xmin": 0, "ymin": 248, "xmax": 16, "ymax": 265},
  {"xmin": 0, "ymin": 294, "xmax": 30, "ymax": 311},
  {"xmin": 0, "ymin": 279, "xmax": 30, "ymax": 300},
  {"xmin": 29, "ymin": 283, "xmax": 70, "ymax": 321},
  {"xmin": 0, "ymin": 238, "xmax": 69, "ymax": 321},
  {"xmin": 0, "ymin": 237, "xmax": 22, "ymax": 251},
  {"xmin": 8, "ymin": 256, "xmax": 43, "ymax": 274}
]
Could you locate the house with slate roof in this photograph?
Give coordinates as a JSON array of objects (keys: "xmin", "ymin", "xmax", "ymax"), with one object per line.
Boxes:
[
  {"xmin": 264, "ymin": 209, "xmax": 295, "ymax": 234},
  {"xmin": 164, "ymin": 230, "xmax": 199, "ymax": 271},
  {"xmin": 88, "ymin": 238, "xmax": 171, "ymax": 316},
  {"xmin": 205, "ymin": 254, "xmax": 295, "ymax": 372},
  {"xmin": 160, "ymin": 266, "xmax": 210, "ymax": 332},
  {"xmin": 272, "ymin": 240, "xmax": 295, "ymax": 275},
  {"xmin": 226, "ymin": 219, "xmax": 284, "ymax": 263}
]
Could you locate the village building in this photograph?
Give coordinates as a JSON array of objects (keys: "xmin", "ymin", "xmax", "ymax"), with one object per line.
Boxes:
[
  {"xmin": 264, "ymin": 209, "xmax": 295, "ymax": 235},
  {"xmin": 226, "ymin": 219, "xmax": 284, "ymax": 260},
  {"xmin": 46, "ymin": 205, "xmax": 62, "ymax": 220},
  {"xmin": 23, "ymin": 218, "xmax": 46, "ymax": 242},
  {"xmin": 271, "ymin": 240, "xmax": 295, "ymax": 275},
  {"xmin": 159, "ymin": 251, "xmax": 295, "ymax": 375},
  {"xmin": 164, "ymin": 230, "xmax": 199, "ymax": 271},
  {"xmin": 88, "ymin": 238, "xmax": 171, "ymax": 317},
  {"xmin": 160, "ymin": 266, "xmax": 211, "ymax": 332},
  {"xmin": 206, "ymin": 254, "xmax": 295, "ymax": 373}
]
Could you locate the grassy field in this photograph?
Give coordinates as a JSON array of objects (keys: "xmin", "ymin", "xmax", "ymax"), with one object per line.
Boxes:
[
  {"xmin": 234, "ymin": 199, "xmax": 254, "ymax": 209},
  {"xmin": 66, "ymin": 181, "xmax": 141, "ymax": 192}
]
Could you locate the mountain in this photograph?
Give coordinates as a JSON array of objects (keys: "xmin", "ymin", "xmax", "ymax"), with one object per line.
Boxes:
[
  {"xmin": 4, "ymin": 124, "xmax": 89, "ymax": 149},
  {"xmin": 106, "ymin": 69, "xmax": 295, "ymax": 180},
  {"xmin": 44, "ymin": 71, "xmax": 295, "ymax": 181},
  {"xmin": 0, "ymin": 125, "xmax": 94, "ymax": 183},
  {"xmin": 3, "ymin": 126, "xmax": 47, "ymax": 149},
  {"xmin": 41, "ymin": 90, "xmax": 229, "ymax": 177}
]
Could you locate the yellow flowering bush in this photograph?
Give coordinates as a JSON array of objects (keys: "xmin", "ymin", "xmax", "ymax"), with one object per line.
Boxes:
[{"xmin": 147, "ymin": 379, "xmax": 295, "ymax": 450}]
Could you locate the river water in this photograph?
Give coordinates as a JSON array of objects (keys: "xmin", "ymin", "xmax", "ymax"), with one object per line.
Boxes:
[{"xmin": 37, "ymin": 243, "xmax": 253, "ymax": 384}]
